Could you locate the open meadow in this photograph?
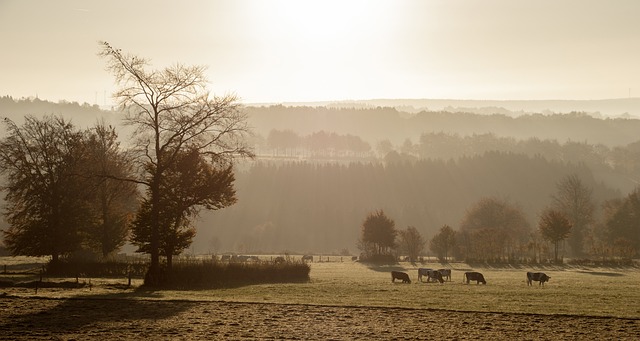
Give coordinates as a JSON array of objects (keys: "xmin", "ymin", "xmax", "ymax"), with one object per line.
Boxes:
[{"xmin": 1, "ymin": 256, "xmax": 639, "ymax": 339}]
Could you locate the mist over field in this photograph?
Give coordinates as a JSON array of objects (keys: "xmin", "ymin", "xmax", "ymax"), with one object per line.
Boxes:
[{"xmin": 2, "ymin": 97, "xmax": 638, "ymax": 255}]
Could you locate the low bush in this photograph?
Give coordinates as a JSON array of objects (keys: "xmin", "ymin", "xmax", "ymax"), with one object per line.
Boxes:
[{"xmin": 149, "ymin": 259, "xmax": 311, "ymax": 289}]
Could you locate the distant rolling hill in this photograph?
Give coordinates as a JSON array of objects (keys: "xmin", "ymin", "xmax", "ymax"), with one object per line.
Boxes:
[{"xmin": 253, "ymin": 98, "xmax": 640, "ymax": 118}]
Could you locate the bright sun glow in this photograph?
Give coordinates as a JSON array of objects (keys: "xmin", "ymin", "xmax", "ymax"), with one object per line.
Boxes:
[{"xmin": 239, "ymin": 0, "xmax": 404, "ymax": 102}]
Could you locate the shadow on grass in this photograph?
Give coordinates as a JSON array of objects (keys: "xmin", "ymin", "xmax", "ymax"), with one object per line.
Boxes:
[
  {"xmin": 576, "ymin": 271, "xmax": 625, "ymax": 277},
  {"xmin": 0, "ymin": 294, "xmax": 193, "ymax": 337},
  {"xmin": 363, "ymin": 263, "xmax": 405, "ymax": 273}
]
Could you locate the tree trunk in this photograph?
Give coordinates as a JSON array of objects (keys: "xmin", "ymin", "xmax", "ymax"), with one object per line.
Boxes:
[
  {"xmin": 146, "ymin": 178, "xmax": 161, "ymax": 286},
  {"xmin": 166, "ymin": 253, "xmax": 173, "ymax": 270}
]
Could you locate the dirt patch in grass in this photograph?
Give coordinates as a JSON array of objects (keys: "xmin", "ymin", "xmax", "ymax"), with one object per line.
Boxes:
[{"xmin": 1, "ymin": 296, "xmax": 638, "ymax": 340}]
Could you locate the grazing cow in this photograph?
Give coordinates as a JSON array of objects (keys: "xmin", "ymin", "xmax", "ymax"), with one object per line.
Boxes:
[
  {"xmin": 438, "ymin": 269, "xmax": 452, "ymax": 282},
  {"xmin": 463, "ymin": 271, "xmax": 487, "ymax": 284},
  {"xmin": 302, "ymin": 255, "xmax": 313, "ymax": 262},
  {"xmin": 418, "ymin": 268, "xmax": 444, "ymax": 283},
  {"xmin": 351, "ymin": 256, "xmax": 358, "ymax": 261},
  {"xmin": 274, "ymin": 256, "xmax": 285, "ymax": 264},
  {"xmin": 391, "ymin": 271, "xmax": 411, "ymax": 283},
  {"xmin": 527, "ymin": 272, "xmax": 550, "ymax": 286},
  {"xmin": 417, "ymin": 268, "xmax": 432, "ymax": 282}
]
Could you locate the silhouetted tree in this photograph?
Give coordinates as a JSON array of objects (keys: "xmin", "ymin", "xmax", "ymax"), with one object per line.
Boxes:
[
  {"xmin": 82, "ymin": 122, "xmax": 138, "ymax": 258},
  {"xmin": 538, "ymin": 208, "xmax": 572, "ymax": 263},
  {"xmin": 130, "ymin": 148, "xmax": 236, "ymax": 268},
  {"xmin": 429, "ymin": 224, "xmax": 457, "ymax": 262},
  {"xmin": 358, "ymin": 210, "xmax": 396, "ymax": 259},
  {"xmin": 99, "ymin": 42, "xmax": 253, "ymax": 284},
  {"xmin": 552, "ymin": 174, "xmax": 594, "ymax": 257},
  {"xmin": 397, "ymin": 225, "xmax": 425, "ymax": 262},
  {"xmin": 0, "ymin": 116, "xmax": 88, "ymax": 261}
]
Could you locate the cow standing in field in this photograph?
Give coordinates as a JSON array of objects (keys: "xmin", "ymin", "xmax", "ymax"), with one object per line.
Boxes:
[
  {"xmin": 437, "ymin": 269, "xmax": 452, "ymax": 282},
  {"xmin": 527, "ymin": 272, "xmax": 550, "ymax": 286},
  {"xmin": 418, "ymin": 268, "xmax": 444, "ymax": 283},
  {"xmin": 463, "ymin": 271, "xmax": 487, "ymax": 284},
  {"xmin": 302, "ymin": 255, "xmax": 313, "ymax": 262},
  {"xmin": 391, "ymin": 271, "xmax": 411, "ymax": 283}
]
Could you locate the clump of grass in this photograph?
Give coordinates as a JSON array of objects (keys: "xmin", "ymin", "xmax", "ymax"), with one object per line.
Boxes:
[{"xmin": 150, "ymin": 259, "xmax": 311, "ymax": 289}]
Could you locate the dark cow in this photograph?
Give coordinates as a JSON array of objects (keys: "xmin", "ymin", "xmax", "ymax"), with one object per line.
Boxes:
[
  {"xmin": 527, "ymin": 272, "xmax": 550, "ymax": 286},
  {"xmin": 463, "ymin": 271, "xmax": 487, "ymax": 284},
  {"xmin": 418, "ymin": 268, "xmax": 444, "ymax": 283},
  {"xmin": 438, "ymin": 269, "xmax": 452, "ymax": 282},
  {"xmin": 391, "ymin": 271, "xmax": 411, "ymax": 283},
  {"xmin": 302, "ymin": 255, "xmax": 313, "ymax": 262}
]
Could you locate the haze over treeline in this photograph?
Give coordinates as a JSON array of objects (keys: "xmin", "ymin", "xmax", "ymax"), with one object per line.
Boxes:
[{"xmin": 1, "ymin": 96, "xmax": 639, "ymax": 255}]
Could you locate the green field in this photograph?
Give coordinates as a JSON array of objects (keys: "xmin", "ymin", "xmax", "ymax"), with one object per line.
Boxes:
[{"xmin": 1, "ymin": 257, "xmax": 639, "ymax": 319}]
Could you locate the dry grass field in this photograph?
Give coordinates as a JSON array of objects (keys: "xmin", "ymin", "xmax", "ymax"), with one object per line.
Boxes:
[{"xmin": 1, "ymin": 256, "xmax": 639, "ymax": 339}]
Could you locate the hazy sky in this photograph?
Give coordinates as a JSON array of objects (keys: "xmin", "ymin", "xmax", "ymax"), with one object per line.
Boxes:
[{"xmin": 1, "ymin": 0, "xmax": 639, "ymax": 105}]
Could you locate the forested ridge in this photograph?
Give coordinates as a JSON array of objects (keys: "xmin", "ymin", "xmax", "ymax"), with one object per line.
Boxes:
[
  {"xmin": 1, "ymin": 97, "xmax": 639, "ymax": 257},
  {"xmin": 246, "ymin": 105, "xmax": 640, "ymax": 147}
]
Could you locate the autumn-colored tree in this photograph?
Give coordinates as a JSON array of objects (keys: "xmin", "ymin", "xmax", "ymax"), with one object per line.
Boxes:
[
  {"xmin": 538, "ymin": 208, "xmax": 572, "ymax": 263},
  {"xmin": 82, "ymin": 122, "xmax": 138, "ymax": 258}
]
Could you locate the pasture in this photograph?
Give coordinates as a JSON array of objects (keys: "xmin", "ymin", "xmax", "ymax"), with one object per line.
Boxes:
[
  {"xmin": 1, "ymin": 256, "xmax": 639, "ymax": 319},
  {"xmin": 175, "ymin": 260, "xmax": 640, "ymax": 319},
  {"xmin": 1, "ymin": 256, "xmax": 639, "ymax": 339}
]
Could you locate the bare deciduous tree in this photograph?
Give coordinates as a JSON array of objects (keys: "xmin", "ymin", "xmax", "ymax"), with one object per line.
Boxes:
[
  {"xmin": 552, "ymin": 174, "xmax": 594, "ymax": 257},
  {"xmin": 99, "ymin": 42, "xmax": 253, "ymax": 284}
]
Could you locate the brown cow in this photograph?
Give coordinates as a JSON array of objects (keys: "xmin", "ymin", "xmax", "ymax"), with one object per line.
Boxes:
[
  {"xmin": 527, "ymin": 272, "xmax": 550, "ymax": 286},
  {"xmin": 463, "ymin": 271, "xmax": 487, "ymax": 284},
  {"xmin": 391, "ymin": 271, "xmax": 411, "ymax": 283}
]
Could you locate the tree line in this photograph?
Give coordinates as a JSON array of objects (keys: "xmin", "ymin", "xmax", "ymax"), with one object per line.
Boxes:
[
  {"xmin": 358, "ymin": 174, "xmax": 639, "ymax": 264},
  {"xmin": 263, "ymin": 129, "xmax": 372, "ymax": 158},
  {"xmin": 254, "ymin": 129, "xmax": 639, "ymax": 192},
  {"xmin": 245, "ymin": 105, "xmax": 640, "ymax": 149},
  {"xmin": 197, "ymin": 152, "xmax": 636, "ymax": 259}
]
